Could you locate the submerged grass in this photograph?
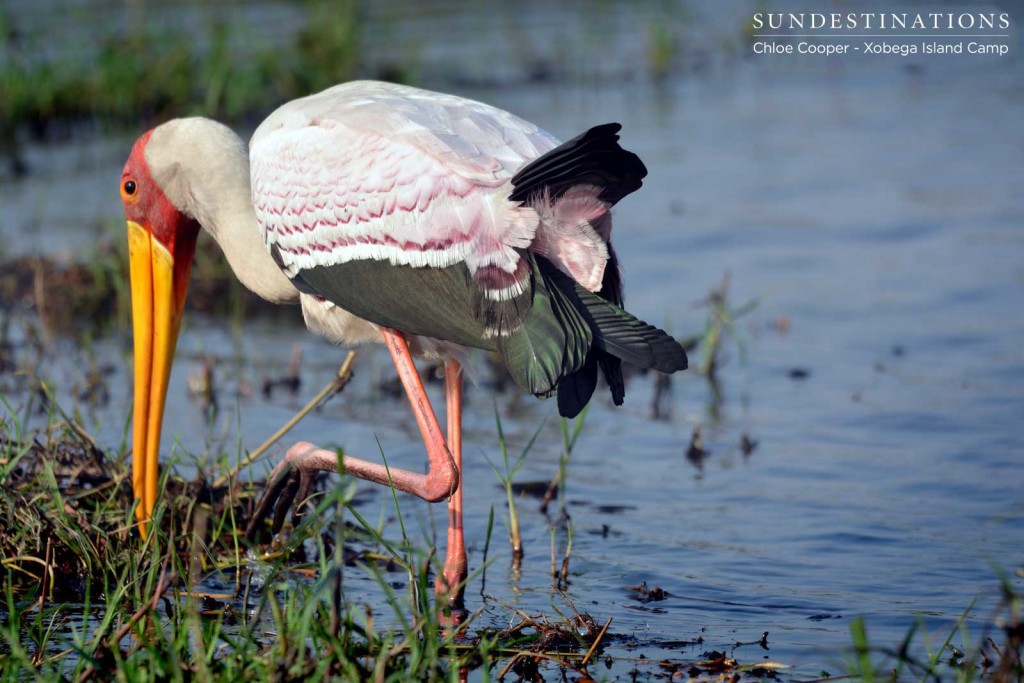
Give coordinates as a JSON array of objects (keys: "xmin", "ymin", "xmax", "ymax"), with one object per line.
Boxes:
[{"xmin": 484, "ymin": 406, "xmax": 544, "ymax": 574}]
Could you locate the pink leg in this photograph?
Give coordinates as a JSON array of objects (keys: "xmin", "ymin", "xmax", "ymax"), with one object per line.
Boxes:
[
  {"xmin": 247, "ymin": 329, "xmax": 459, "ymax": 537},
  {"xmin": 436, "ymin": 358, "xmax": 466, "ymax": 608},
  {"xmin": 248, "ymin": 330, "xmax": 470, "ymax": 613}
]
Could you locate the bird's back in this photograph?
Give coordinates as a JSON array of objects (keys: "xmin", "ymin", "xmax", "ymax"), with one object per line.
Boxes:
[{"xmin": 252, "ymin": 80, "xmax": 559, "ymax": 186}]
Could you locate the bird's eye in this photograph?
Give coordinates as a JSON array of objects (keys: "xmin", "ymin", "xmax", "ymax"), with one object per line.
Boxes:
[{"xmin": 121, "ymin": 178, "xmax": 140, "ymax": 203}]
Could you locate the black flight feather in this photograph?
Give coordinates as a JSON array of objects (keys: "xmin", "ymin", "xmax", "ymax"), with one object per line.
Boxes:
[
  {"xmin": 538, "ymin": 259, "xmax": 687, "ymax": 373},
  {"xmin": 509, "ymin": 123, "xmax": 648, "ymax": 206},
  {"xmin": 555, "ymin": 245, "xmax": 625, "ymax": 417}
]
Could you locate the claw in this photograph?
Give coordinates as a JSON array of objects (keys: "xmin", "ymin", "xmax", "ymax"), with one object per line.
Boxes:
[
  {"xmin": 245, "ymin": 444, "xmax": 327, "ymax": 541},
  {"xmin": 245, "ymin": 460, "xmax": 292, "ymax": 541},
  {"xmin": 272, "ymin": 468, "xmax": 301, "ymax": 533},
  {"xmin": 292, "ymin": 467, "xmax": 319, "ymax": 526}
]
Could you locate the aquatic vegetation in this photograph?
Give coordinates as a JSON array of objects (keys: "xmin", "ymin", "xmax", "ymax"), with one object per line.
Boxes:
[
  {"xmin": 1, "ymin": 312, "xmax": 1020, "ymax": 680},
  {"xmin": 845, "ymin": 587, "xmax": 1023, "ymax": 682},
  {"xmin": 646, "ymin": 20, "xmax": 679, "ymax": 81},
  {"xmin": 0, "ymin": 1, "xmax": 369, "ymax": 141},
  {"xmin": 682, "ymin": 270, "xmax": 758, "ymax": 382},
  {"xmin": 484, "ymin": 408, "xmax": 541, "ymax": 573}
]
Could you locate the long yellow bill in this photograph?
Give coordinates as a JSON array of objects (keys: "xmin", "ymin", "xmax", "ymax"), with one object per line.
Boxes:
[{"xmin": 128, "ymin": 220, "xmax": 190, "ymax": 538}]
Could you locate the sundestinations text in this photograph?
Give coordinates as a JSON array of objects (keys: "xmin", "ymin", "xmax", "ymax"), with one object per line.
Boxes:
[{"xmin": 752, "ymin": 12, "xmax": 1010, "ymax": 31}]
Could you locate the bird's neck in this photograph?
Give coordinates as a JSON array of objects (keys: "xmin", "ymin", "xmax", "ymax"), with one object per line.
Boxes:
[
  {"xmin": 204, "ymin": 180, "xmax": 299, "ymax": 305},
  {"xmin": 148, "ymin": 117, "xmax": 299, "ymax": 305}
]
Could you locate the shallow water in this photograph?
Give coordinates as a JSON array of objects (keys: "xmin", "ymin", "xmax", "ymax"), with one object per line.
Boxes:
[{"xmin": 3, "ymin": 2, "xmax": 1024, "ymax": 678}]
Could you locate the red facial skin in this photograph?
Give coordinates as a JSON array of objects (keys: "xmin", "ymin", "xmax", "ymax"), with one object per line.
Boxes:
[{"xmin": 120, "ymin": 130, "xmax": 201, "ymax": 302}]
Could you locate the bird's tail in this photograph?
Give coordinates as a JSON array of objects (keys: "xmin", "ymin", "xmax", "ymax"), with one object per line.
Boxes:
[
  {"xmin": 500, "ymin": 123, "xmax": 686, "ymax": 417},
  {"xmin": 511, "ymin": 123, "xmax": 647, "ymax": 294},
  {"xmin": 496, "ymin": 254, "xmax": 687, "ymax": 417}
]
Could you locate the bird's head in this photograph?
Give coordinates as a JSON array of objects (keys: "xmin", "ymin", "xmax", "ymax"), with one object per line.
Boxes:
[
  {"xmin": 121, "ymin": 118, "xmax": 256, "ymax": 537},
  {"xmin": 120, "ymin": 126, "xmax": 201, "ymax": 538}
]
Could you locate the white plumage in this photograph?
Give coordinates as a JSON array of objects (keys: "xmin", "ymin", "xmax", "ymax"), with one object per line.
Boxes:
[{"xmin": 251, "ymin": 81, "xmax": 611, "ymax": 298}]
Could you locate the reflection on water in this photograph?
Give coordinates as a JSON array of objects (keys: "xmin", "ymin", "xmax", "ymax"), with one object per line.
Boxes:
[{"xmin": 2, "ymin": 2, "xmax": 1023, "ymax": 678}]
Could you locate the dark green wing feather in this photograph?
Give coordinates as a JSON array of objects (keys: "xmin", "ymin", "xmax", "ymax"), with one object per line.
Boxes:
[
  {"xmin": 291, "ymin": 251, "xmax": 684, "ymax": 418},
  {"xmin": 556, "ymin": 244, "xmax": 626, "ymax": 417},
  {"xmin": 538, "ymin": 257, "xmax": 686, "ymax": 371},
  {"xmin": 292, "ymin": 259, "xmax": 500, "ymax": 351},
  {"xmin": 495, "ymin": 253, "xmax": 592, "ymax": 397},
  {"xmin": 536, "ymin": 256, "xmax": 686, "ymax": 417}
]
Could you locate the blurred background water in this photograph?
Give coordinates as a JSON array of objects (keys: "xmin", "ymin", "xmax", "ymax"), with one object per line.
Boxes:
[{"xmin": 1, "ymin": 0, "xmax": 1022, "ymax": 678}]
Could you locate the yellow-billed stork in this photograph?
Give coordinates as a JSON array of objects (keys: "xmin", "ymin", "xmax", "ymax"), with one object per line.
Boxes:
[{"xmin": 119, "ymin": 80, "xmax": 687, "ymax": 608}]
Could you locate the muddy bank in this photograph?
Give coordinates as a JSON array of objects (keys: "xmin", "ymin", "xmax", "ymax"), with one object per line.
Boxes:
[
  {"xmin": 0, "ymin": 234, "xmax": 285, "ymax": 338},
  {"xmin": 0, "ymin": 420, "xmax": 267, "ymax": 601}
]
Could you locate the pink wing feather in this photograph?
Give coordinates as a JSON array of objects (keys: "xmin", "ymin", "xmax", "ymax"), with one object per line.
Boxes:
[{"xmin": 251, "ymin": 81, "xmax": 614, "ymax": 303}]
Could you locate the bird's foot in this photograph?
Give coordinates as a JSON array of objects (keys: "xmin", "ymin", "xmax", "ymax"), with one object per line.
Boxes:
[
  {"xmin": 245, "ymin": 441, "xmax": 332, "ymax": 541},
  {"xmin": 435, "ymin": 557, "xmax": 468, "ymax": 610},
  {"xmin": 437, "ymin": 604, "xmax": 470, "ymax": 631},
  {"xmin": 436, "ymin": 570, "xmax": 469, "ymax": 632}
]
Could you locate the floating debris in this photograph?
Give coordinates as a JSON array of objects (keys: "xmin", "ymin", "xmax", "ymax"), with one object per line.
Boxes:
[
  {"xmin": 627, "ymin": 581, "xmax": 669, "ymax": 603},
  {"xmin": 262, "ymin": 343, "xmax": 303, "ymax": 399},
  {"xmin": 651, "ymin": 371, "xmax": 673, "ymax": 421},
  {"xmin": 685, "ymin": 426, "xmax": 707, "ymax": 471}
]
